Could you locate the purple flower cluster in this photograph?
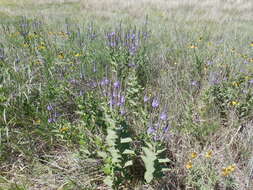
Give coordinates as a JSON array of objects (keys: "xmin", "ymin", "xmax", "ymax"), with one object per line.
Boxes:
[{"xmin": 105, "ymin": 25, "xmax": 149, "ymax": 55}]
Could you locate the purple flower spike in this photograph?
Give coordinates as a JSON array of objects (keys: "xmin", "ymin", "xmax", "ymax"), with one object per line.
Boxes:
[
  {"xmin": 152, "ymin": 98, "xmax": 159, "ymax": 108},
  {"xmin": 113, "ymin": 81, "xmax": 120, "ymax": 88},
  {"xmin": 160, "ymin": 112, "xmax": 167, "ymax": 121},
  {"xmin": 120, "ymin": 96, "xmax": 125, "ymax": 104}
]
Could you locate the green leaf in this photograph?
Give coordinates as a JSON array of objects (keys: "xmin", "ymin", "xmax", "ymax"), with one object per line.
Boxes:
[
  {"xmin": 124, "ymin": 160, "xmax": 133, "ymax": 168},
  {"xmin": 156, "ymin": 148, "xmax": 166, "ymax": 154},
  {"xmin": 97, "ymin": 151, "xmax": 107, "ymax": 159},
  {"xmin": 103, "ymin": 164, "xmax": 112, "ymax": 175},
  {"xmin": 104, "ymin": 176, "xmax": 113, "ymax": 187},
  {"xmin": 122, "ymin": 149, "xmax": 135, "ymax": 155},
  {"xmin": 158, "ymin": 158, "xmax": 171, "ymax": 163},
  {"xmin": 120, "ymin": 137, "xmax": 132, "ymax": 143}
]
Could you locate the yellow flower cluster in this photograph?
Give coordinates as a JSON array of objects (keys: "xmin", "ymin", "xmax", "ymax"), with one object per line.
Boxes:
[
  {"xmin": 186, "ymin": 150, "xmax": 213, "ymax": 169},
  {"xmin": 186, "ymin": 161, "xmax": 193, "ymax": 169},
  {"xmin": 222, "ymin": 165, "xmax": 236, "ymax": 176},
  {"xmin": 205, "ymin": 150, "xmax": 212, "ymax": 158}
]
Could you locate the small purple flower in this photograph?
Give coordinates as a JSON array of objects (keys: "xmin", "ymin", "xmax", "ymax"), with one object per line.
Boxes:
[
  {"xmin": 48, "ymin": 118, "xmax": 56, "ymax": 123},
  {"xmin": 120, "ymin": 96, "xmax": 125, "ymax": 104},
  {"xmin": 110, "ymin": 42, "xmax": 116, "ymax": 47},
  {"xmin": 207, "ymin": 61, "xmax": 214, "ymax": 65},
  {"xmin": 163, "ymin": 125, "xmax": 171, "ymax": 133},
  {"xmin": 152, "ymin": 98, "xmax": 159, "ymax": 108},
  {"xmin": 191, "ymin": 81, "xmax": 198, "ymax": 86},
  {"xmin": 113, "ymin": 81, "xmax": 120, "ymax": 88},
  {"xmin": 144, "ymin": 95, "xmax": 149, "ymax": 102},
  {"xmin": 249, "ymin": 79, "xmax": 253, "ymax": 84},
  {"xmin": 79, "ymin": 90, "xmax": 84, "ymax": 96},
  {"xmin": 128, "ymin": 63, "xmax": 136, "ymax": 67},
  {"xmin": 147, "ymin": 127, "xmax": 156, "ymax": 135},
  {"xmin": 70, "ymin": 79, "xmax": 78, "ymax": 84},
  {"xmin": 120, "ymin": 108, "xmax": 126, "ymax": 115},
  {"xmin": 93, "ymin": 63, "xmax": 97, "ymax": 73},
  {"xmin": 47, "ymin": 105, "xmax": 53, "ymax": 111},
  {"xmin": 101, "ymin": 78, "xmax": 109, "ymax": 86},
  {"xmin": 109, "ymin": 98, "xmax": 115, "ymax": 107},
  {"xmin": 160, "ymin": 112, "xmax": 167, "ymax": 121}
]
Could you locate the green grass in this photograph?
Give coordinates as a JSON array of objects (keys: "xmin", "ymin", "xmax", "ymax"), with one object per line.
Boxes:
[{"xmin": 0, "ymin": 0, "xmax": 253, "ymax": 189}]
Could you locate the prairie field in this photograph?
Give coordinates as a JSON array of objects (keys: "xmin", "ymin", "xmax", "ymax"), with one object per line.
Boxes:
[{"xmin": 0, "ymin": 0, "xmax": 253, "ymax": 189}]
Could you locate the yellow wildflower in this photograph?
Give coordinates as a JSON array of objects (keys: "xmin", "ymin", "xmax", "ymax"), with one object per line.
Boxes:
[
  {"xmin": 75, "ymin": 53, "xmax": 81, "ymax": 57},
  {"xmin": 231, "ymin": 101, "xmax": 239, "ymax": 106},
  {"xmin": 58, "ymin": 53, "xmax": 64, "ymax": 59},
  {"xmin": 189, "ymin": 45, "xmax": 197, "ymax": 49},
  {"xmin": 38, "ymin": 45, "xmax": 46, "ymax": 50},
  {"xmin": 227, "ymin": 164, "xmax": 236, "ymax": 173},
  {"xmin": 186, "ymin": 161, "xmax": 193, "ymax": 169},
  {"xmin": 232, "ymin": 82, "xmax": 239, "ymax": 87},
  {"xmin": 60, "ymin": 127, "xmax": 69, "ymax": 132},
  {"xmin": 190, "ymin": 152, "xmax": 198, "ymax": 159},
  {"xmin": 222, "ymin": 165, "xmax": 236, "ymax": 176},
  {"xmin": 205, "ymin": 150, "xmax": 212, "ymax": 158},
  {"xmin": 250, "ymin": 42, "xmax": 253, "ymax": 47},
  {"xmin": 222, "ymin": 167, "xmax": 229, "ymax": 176},
  {"xmin": 34, "ymin": 119, "xmax": 41, "ymax": 125}
]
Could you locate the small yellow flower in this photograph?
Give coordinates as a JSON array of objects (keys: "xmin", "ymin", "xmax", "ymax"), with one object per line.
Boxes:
[
  {"xmin": 222, "ymin": 167, "xmax": 229, "ymax": 176},
  {"xmin": 23, "ymin": 43, "xmax": 29, "ymax": 48},
  {"xmin": 227, "ymin": 164, "xmax": 236, "ymax": 173},
  {"xmin": 190, "ymin": 152, "xmax": 198, "ymax": 159},
  {"xmin": 189, "ymin": 45, "xmax": 197, "ymax": 49},
  {"xmin": 232, "ymin": 82, "xmax": 239, "ymax": 87},
  {"xmin": 186, "ymin": 161, "xmax": 193, "ymax": 169},
  {"xmin": 58, "ymin": 53, "xmax": 64, "ymax": 59},
  {"xmin": 250, "ymin": 42, "xmax": 253, "ymax": 47},
  {"xmin": 222, "ymin": 165, "xmax": 236, "ymax": 176},
  {"xmin": 60, "ymin": 127, "xmax": 69, "ymax": 132},
  {"xmin": 205, "ymin": 150, "xmax": 212, "ymax": 158},
  {"xmin": 34, "ymin": 119, "xmax": 41, "ymax": 125},
  {"xmin": 75, "ymin": 53, "xmax": 81, "ymax": 57},
  {"xmin": 231, "ymin": 101, "xmax": 239, "ymax": 106},
  {"xmin": 38, "ymin": 45, "xmax": 46, "ymax": 50}
]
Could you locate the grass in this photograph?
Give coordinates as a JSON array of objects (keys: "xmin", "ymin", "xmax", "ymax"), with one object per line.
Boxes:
[{"xmin": 0, "ymin": 0, "xmax": 253, "ymax": 189}]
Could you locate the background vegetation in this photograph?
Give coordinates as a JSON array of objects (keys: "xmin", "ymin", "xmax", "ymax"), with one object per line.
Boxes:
[{"xmin": 0, "ymin": 0, "xmax": 253, "ymax": 189}]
